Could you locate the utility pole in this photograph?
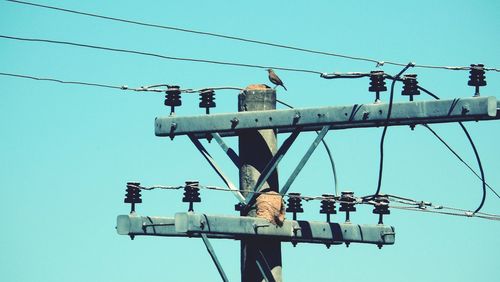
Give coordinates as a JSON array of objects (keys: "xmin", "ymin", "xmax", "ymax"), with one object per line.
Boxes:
[{"xmin": 239, "ymin": 85, "xmax": 282, "ymax": 282}]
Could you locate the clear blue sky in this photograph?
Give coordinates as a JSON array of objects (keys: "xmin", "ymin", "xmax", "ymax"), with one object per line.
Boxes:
[{"xmin": 1, "ymin": 1, "xmax": 499, "ymax": 281}]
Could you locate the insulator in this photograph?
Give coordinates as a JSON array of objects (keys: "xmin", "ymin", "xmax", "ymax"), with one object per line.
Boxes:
[
  {"xmin": 339, "ymin": 191, "xmax": 356, "ymax": 222},
  {"xmin": 401, "ymin": 74, "xmax": 420, "ymax": 101},
  {"xmin": 468, "ymin": 64, "xmax": 486, "ymax": 96},
  {"xmin": 124, "ymin": 182, "xmax": 142, "ymax": 213},
  {"xmin": 468, "ymin": 64, "xmax": 487, "ymax": 87},
  {"xmin": 199, "ymin": 89, "xmax": 216, "ymax": 114},
  {"xmin": 124, "ymin": 182, "xmax": 142, "ymax": 204},
  {"xmin": 286, "ymin": 193, "xmax": 304, "ymax": 220},
  {"xmin": 368, "ymin": 71, "xmax": 387, "ymax": 102},
  {"xmin": 372, "ymin": 195, "xmax": 390, "ymax": 224},
  {"xmin": 320, "ymin": 194, "xmax": 337, "ymax": 223},
  {"xmin": 164, "ymin": 85, "xmax": 182, "ymax": 114},
  {"xmin": 183, "ymin": 180, "xmax": 201, "ymax": 212}
]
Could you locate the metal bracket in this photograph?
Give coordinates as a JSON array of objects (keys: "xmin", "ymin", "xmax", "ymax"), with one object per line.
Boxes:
[
  {"xmin": 255, "ymin": 249, "xmax": 277, "ymax": 282},
  {"xmin": 200, "ymin": 233, "xmax": 229, "ymax": 282},
  {"xmin": 188, "ymin": 134, "xmax": 246, "ymax": 204},
  {"xmin": 280, "ymin": 125, "xmax": 331, "ymax": 195},
  {"xmin": 243, "ymin": 128, "xmax": 302, "ymax": 210},
  {"xmin": 211, "ymin": 132, "xmax": 241, "ymax": 168}
]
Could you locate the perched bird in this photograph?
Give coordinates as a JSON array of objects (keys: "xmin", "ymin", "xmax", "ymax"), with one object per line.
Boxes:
[{"xmin": 267, "ymin": 69, "xmax": 287, "ymax": 91}]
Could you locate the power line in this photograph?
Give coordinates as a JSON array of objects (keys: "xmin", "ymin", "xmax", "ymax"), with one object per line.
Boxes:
[
  {"xmin": 373, "ymin": 63, "xmax": 414, "ymax": 197},
  {"xmin": 131, "ymin": 182, "xmax": 500, "ymax": 221},
  {"xmin": 0, "ymin": 34, "xmax": 323, "ymax": 75},
  {"xmin": 0, "ymin": 71, "xmax": 248, "ymax": 95},
  {"xmin": 422, "ymin": 124, "xmax": 500, "ymax": 199},
  {"xmin": 0, "ymin": 72, "xmax": 133, "ymax": 91},
  {"xmin": 7, "ymin": 0, "xmax": 500, "ymax": 73}
]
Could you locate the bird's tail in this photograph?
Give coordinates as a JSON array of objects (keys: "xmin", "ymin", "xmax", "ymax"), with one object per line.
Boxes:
[{"xmin": 281, "ymin": 85, "xmax": 287, "ymax": 91}]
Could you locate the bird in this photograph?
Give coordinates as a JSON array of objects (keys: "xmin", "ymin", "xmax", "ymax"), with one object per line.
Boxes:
[{"xmin": 267, "ymin": 69, "xmax": 287, "ymax": 91}]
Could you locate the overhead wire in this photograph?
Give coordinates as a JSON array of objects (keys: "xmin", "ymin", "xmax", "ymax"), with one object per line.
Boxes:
[
  {"xmin": 6, "ymin": 0, "xmax": 500, "ymax": 72},
  {"xmin": 130, "ymin": 183, "xmax": 500, "ymax": 221},
  {"xmin": 274, "ymin": 100, "xmax": 339, "ymax": 196},
  {"xmin": 408, "ymin": 85, "xmax": 488, "ymax": 214},
  {"xmin": 373, "ymin": 63, "xmax": 414, "ymax": 197},
  {"xmin": 422, "ymin": 124, "xmax": 499, "ymax": 199},
  {"xmin": 0, "ymin": 34, "xmax": 323, "ymax": 75}
]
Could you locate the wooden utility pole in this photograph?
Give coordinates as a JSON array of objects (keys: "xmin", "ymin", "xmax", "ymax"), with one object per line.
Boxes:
[{"xmin": 239, "ymin": 85, "xmax": 282, "ymax": 282}]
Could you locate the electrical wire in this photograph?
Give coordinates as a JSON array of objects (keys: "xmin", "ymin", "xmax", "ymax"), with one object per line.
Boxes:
[
  {"xmin": 275, "ymin": 100, "xmax": 339, "ymax": 196},
  {"xmin": 422, "ymin": 124, "xmax": 499, "ymax": 199},
  {"xmin": 129, "ymin": 183, "xmax": 500, "ymax": 221},
  {"xmin": 0, "ymin": 71, "xmax": 161, "ymax": 92},
  {"xmin": 373, "ymin": 63, "xmax": 414, "ymax": 197},
  {"xmin": 6, "ymin": 0, "xmax": 500, "ymax": 72},
  {"xmin": 403, "ymin": 84, "xmax": 489, "ymax": 214},
  {"xmin": 459, "ymin": 122, "xmax": 487, "ymax": 214},
  {"xmin": 0, "ymin": 34, "xmax": 323, "ymax": 75}
]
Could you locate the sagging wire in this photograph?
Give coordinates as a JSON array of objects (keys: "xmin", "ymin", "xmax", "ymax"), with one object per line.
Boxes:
[
  {"xmin": 402, "ymin": 84, "xmax": 488, "ymax": 214},
  {"xmin": 373, "ymin": 63, "xmax": 415, "ymax": 198},
  {"xmin": 422, "ymin": 124, "xmax": 499, "ymax": 199},
  {"xmin": 7, "ymin": 0, "xmax": 500, "ymax": 72},
  {"xmin": 128, "ymin": 183, "xmax": 500, "ymax": 221},
  {"xmin": 0, "ymin": 34, "xmax": 323, "ymax": 75},
  {"xmin": 275, "ymin": 100, "xmax": 339, "ymax": 196}
]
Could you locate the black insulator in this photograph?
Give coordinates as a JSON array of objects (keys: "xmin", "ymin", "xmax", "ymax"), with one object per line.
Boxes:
[
  {"xmin": 199, "ymin": 89, "xmax": 216, "ymax": 114},
  {"xmin": 286, "ymin": 193, "xmax": 304, "ymax": 220},
  {"xmin": 368, "ymin": 71, "xmax": 387, "ymax": 102},
  {"xmin": 124, "ymin": 182, "xmax": 142, "ymax": 213},
  {"xmin": 339, "ymin": 191, "xmax": 356, "ymax": 222},
  {"xmin": 401, "ymin": 74, "xmax": 420, "ymax": 101},
  {"xmin": 372, "ymin": 195, "xmax": 390, "ymax": 224},
  {"xmin": 320, "ymin": 194, "xmax": 337, "ymax": 223},
  {"xmin": 183, "ymin": 180, "xmax": 201, "ymax": 212},
  {"xmin": 468, "ymin": 64, "xmax": 486, "ymax": 96},
  {"xmin": 164, "ymin": 85, "xmax": 182, "ymax": 114}
]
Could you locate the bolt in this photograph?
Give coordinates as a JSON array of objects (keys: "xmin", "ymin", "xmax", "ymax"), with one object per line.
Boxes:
[{"xmin": 230, "ymin": 118, "xmax": 239, "ymax": 128}]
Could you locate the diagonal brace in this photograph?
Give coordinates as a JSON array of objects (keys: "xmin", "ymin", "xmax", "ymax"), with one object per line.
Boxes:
[
  {"xmin": 201, "ymin": 234, "xmax": 229, "ymax": 282},
  {"xmin": 244, "ymin": 127, "xmax": 302, "ymax": 207},
  {"xmin": 211, "ymin": 132, "xmax": 241, "ymax": 168},
  {"xmin": 255, "ymin": 249, "xmax": 277, "ymax": 282},
  {"xmin": 280, "ymin": 125, "xmax": 331, "ymax": 195},
  {"xmin": 189, "ymin": 134, "xmax": 246, "ymax": 204}
]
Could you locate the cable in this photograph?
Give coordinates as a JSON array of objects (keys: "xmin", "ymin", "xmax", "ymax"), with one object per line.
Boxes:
[
  {"xmin": 422, "ymin": 124, "xmax": 499, "ymax": 199},
  {"xmin": 373, "ymin": 63, "xmax": 414, "ymax": 197},
  {"xmin": 7, "ymin": 0, "xmax": 500, "ymax": 72},
  {"xmin": 131, "ymin": 183, "xmax": 500, "ymax": 221},
  {"xmin": 0, "ymin": 71, "xmax": 151, "ymax": 91},
  {"xmin": 0, "ymin": 34, "xmax": 323, "ymax": 75},
  {"xmin": 403, "ymin": 84, "xmax": 489, "ymax": 214},
  {"xmin": 274, "ymin": 100, "xmax": 339, "ymax": 196},
  {"xmin": 458, "ymin": 122, "xmax": 487, "ymax": 214}
]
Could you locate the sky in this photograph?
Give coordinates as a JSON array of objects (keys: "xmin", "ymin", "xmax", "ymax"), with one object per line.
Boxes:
[{"xmin": 0, "ymin": 0, "xmax": 499, "ymax": 281}]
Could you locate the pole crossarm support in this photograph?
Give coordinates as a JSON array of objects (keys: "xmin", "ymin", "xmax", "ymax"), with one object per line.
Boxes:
[
  {"xmin": 188, "ymin": 135, "xmax": 247, "ymax": 204},
  {"xmin": 116, "ymin": 213, "xmax": 395, "ymax": 246},
  {"xmin": 243, "ymin": 128, "xmax": 301, "ymax": 209},
  {"xmin": 155, "ymin": 96, "xmax": 498, "ymax": 139}
]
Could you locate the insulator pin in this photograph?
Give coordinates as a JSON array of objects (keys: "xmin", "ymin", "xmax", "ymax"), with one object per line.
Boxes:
[
  {"xmin": 164, "ymin": 85, "xmax": 182, "ymax": 114},
  {"xmin": 124, "ymin": 182, "xmax": 142, "ymax": 213},
  {"xmin": 183, "ymin": 180, "xmax": 201, "ymax": 212},
  {"xmin": 319, "ymin": 194, "xmax": 337, "ymax": 223},
  {"xmin": 286, "ymin": 193, "xmax": 304, "ymax": 220},
  {"xmin": 401, "ymin": 74, "xmax": 420, "ymax": 101},
  {"xmin": 339, "ymin": 191, "xmax": 356, "ymax": 222},
  {"xmin": 468, "ymin": 64, "xmax": 486, "ymax": 96},
  {"xmin": 372, "ymin": 195, "xmax": 390, "ymax": 224},
  {"xmin": 199, "ymin": 89, "xmax": 216, "ymax": 114},
  {"xmin": 368, "ymin": 71, "xmax": 387, "ymax": 102}
]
